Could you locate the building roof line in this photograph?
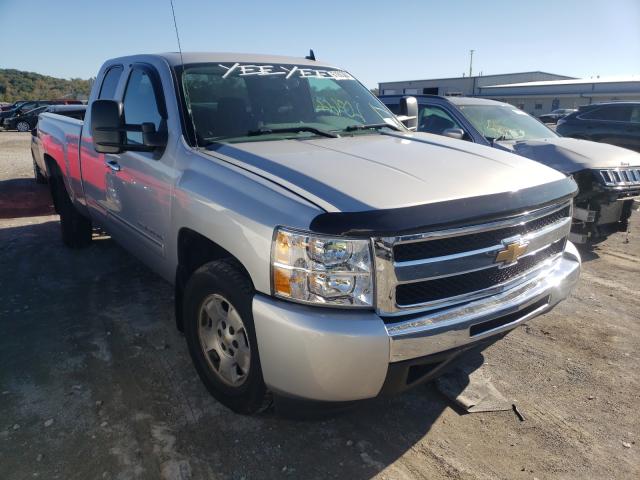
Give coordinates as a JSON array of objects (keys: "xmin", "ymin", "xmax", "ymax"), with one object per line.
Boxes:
[
  {"xmin": 480, "ymin": 76, "xmax": 640, "ymax": 88},
  {"xmin": 378, "ymin": 71, "xmax": 575, "ymax": 85}
]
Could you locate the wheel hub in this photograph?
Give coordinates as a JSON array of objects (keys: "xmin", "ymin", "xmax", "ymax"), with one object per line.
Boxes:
[{"xmin": 198, "ymin": 294, "xmax": 251, "ymax": 386}]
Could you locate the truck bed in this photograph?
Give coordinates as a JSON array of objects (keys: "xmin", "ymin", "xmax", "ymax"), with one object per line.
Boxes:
[{"xmin": 36, "ymin": 112, "xmax": 85, "ymax": 204}]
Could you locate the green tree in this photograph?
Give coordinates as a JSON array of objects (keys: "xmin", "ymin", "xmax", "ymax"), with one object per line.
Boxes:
[{"xmin": 0, "ymin": 69, "xmax": 92, "ymax": 103}]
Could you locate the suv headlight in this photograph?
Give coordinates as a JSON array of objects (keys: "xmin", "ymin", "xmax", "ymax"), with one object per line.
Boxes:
[{"xmin": 271, "ymin": 227, "xmax": 374, "ymax": 307}]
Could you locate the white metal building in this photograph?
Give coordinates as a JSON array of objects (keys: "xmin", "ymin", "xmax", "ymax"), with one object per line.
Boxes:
[
  {"xmin": 378, "ymin": 73, "xmax": 640, "ymax": 115},
  {"xmin": 379, "ymin": 72, "xmax": 572, "ymax": 97},
  {"xmin": 478, "ymin": 76, "xmax": 640, "ymax": 115}
]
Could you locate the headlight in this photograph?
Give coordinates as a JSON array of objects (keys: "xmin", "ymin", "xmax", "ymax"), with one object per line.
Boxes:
[{"xmin": 271, "ymin": 227, "xmax": 373, "ymax": 307}]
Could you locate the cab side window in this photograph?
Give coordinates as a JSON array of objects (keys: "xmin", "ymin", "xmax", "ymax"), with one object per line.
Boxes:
[
  {"xmin": 581, "ymin": 105, "xmax": 631, "ymax": 122},
  {"xmin": 122, "ymin": 69, "xmax": 164, "ymax": 145},
  {"xmin": 419, "ymin": 105, "xmax": 463, "ymax": 135},
  {"xmin": 18, "ymin": 103, "xmax": 37, "ymax": 114},
  {"xmin": 99, "ymin": 66, "xmax": 123, "ymax": 100}
]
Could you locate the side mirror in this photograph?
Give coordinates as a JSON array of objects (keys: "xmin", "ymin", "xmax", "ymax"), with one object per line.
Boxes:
[
  {"xmin": 31, "ymin": 128, "xmax": 37, "ymax": 137},
  {"xmin": 141, "ymin": 122, "xmax": 168, "ymax": 148},
  {"xmin": 91, "ymin": 101, "xmax": 167, "ymax": 153},
  {"xmin": 443, "ymin": 128, "xmax": 465, "ymax": 140},
  {"xmin": 91, "ymin": 100, "xmax": 125, "ymax": 154},
  {"xmin": 398, "ymin": 96, "xmax": 418, "ymax": 131}
]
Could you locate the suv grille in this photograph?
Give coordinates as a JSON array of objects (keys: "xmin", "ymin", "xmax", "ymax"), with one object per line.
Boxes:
[
  {"xmin": 598, "ymin": 168, "xmax": 640, "ymax": 187},
  {"xmin": 373, "ymin": 201, "xmax": 572, "ymax": 315}
]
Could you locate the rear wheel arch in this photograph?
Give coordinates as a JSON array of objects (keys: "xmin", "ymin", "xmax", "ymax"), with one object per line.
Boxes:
[
  {"xmin": 44, "ymin": 154, "xmax": 62, "ymax": 212},
  {"xmin": 43, "ymin": 153, "xmax": 59, "ymax": 179},
  {"xmin": 44, "ymin": 154, "xmax": 92, "ymax": 248},
  {"xmin": 175, "ymin": 228, "xmax": 254, "ymax": 332}
]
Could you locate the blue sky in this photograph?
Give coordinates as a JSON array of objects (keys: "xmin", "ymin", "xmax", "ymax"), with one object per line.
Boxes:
[{"xmin": 0, "ymin": 0, "xmax": 639, "ymax": 87}]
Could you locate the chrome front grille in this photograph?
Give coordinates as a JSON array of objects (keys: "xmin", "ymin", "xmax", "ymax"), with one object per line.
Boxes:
[
  {"xmin": 598, "ymin": 168, "xmax": 640, "ymax": 187},
  {"xmin": 373, "ymin": 201, "xmax": 572, "ymax": 316}
]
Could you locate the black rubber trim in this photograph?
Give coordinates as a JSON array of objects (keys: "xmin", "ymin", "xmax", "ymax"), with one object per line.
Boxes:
[
  {"xmin": 469, "ymin": 296, "xmax": 549, "ymax": 336},
  {"xmin": 309, "ymin": 177, "xmax": 577, "ymax": 237},
  {"xmin": 379, "ymin": 335, "xmax": 505, "ymax": 396}
]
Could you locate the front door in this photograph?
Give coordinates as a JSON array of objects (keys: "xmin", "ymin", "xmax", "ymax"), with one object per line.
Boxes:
[{"xmin": 103, "ymin": 65, "xmax": 174, "ymax": 271}]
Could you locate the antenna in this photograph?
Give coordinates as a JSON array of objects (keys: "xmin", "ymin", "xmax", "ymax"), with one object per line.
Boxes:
[
  {"xmin": 170, "ymin": 0, "xmax": 184, "ymax": 66},
  {"xmin": 469, "ymin": 49, "xmax": 474, "ymax": 77},
  {"xmin": 305, "ymin": 49, "xmax": 316, "ymax": 61},
  {"xmin": 169, "ymin": 0, "xmax": 199, "ymax": 148}
]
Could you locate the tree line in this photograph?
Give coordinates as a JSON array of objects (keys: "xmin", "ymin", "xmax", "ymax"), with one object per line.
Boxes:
[{"xmin": 0, "ymin": 68, "xmax": 93, "ymax": 103}]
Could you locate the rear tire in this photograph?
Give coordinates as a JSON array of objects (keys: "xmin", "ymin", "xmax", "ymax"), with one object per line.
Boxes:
[
  {"xmin": 183, "ymin": 259, "xmax": 269, "ymax": 415},
  {"xmin": 33, "ymin": 159, "xmax": 46, "ymax": 184},
  {"xmin": 53, "ymin": 174, "xmax": 92, "ymax": 248}
]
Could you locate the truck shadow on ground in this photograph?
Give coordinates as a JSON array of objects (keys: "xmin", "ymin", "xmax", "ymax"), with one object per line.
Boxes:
[
  {"xmin": 0, "ymin": 220, "xmax": 486, "ymax": 480},
  {"xmin": 0, "ymin": 178, "xmax": 54, "ymax": 219}
]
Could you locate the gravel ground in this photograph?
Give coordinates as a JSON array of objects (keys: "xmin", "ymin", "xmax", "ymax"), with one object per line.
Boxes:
[{"xmin": 0, "ymin": 131, "xmax": 639, "ymax": 480}]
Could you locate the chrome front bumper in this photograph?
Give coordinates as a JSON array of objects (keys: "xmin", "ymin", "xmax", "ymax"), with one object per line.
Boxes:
[
  {"xmin": 386, "ymin": 241, "xmax": 581, "ymax": 361},
  {"xmin": 252, "ymin": 242, "xmax": 581, "ymax": 402}
]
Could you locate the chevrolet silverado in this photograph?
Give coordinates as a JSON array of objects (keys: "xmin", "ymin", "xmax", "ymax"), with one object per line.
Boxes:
[{"xmin": 33, "ymin": 53, "xmax": 581, "ymax": 414}]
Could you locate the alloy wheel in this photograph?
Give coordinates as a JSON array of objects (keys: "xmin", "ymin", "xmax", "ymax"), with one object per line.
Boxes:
[{"xmin": 197, "ymin": 293, "xmax": 251, "ymax": 386}]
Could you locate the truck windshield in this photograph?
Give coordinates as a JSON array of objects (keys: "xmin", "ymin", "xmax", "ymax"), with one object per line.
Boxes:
[
  {"xmin": 180, "ymin": 63, "xmax": 403, "ymax": 144},
  {"xmin": 458, "ymin": 104, "xmax": 557, "ymax": 141}
]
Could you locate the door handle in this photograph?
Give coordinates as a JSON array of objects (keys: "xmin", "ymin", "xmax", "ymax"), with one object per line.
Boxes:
[{"xmin": 105, "ymin": 159, "xmax": 121, "ymax": 172}]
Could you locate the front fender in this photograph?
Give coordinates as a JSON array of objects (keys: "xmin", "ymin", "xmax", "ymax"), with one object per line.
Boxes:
[{"xmin": 169, "ymin": 148, "xmax": 322, "ymax": 294}]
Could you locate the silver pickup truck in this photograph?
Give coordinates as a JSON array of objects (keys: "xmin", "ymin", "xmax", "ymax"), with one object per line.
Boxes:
[{"xmin": 32, "ymin": 52, "xmax": 581, "ymax": 414}]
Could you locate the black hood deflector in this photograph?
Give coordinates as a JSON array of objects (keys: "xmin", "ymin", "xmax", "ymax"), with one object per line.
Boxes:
[{"xmin": 310, "ymin": 177, "xmax": 577, "ymax": 237}]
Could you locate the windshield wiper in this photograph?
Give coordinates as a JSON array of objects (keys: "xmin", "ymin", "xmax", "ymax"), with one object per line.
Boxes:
[
  {"xmin": 489, "ymin": 134, "xmax": 509, "ymax": 143},
  {"xmin": 248, "ymin": 126, "xmax": 338, "ymax": 138},
  {"xmin": 343, "ymin": 122, "xmax": 401, "ymax": 132}
]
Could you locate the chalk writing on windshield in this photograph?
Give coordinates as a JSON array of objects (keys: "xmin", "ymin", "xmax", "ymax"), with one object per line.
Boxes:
[
  {"xmin": 314, "ymin": 97, "xmax": 366, "ymax": 123},
  {"xmin": 219, "ymin": 63, "xmax": 354, "ymax": 80}
]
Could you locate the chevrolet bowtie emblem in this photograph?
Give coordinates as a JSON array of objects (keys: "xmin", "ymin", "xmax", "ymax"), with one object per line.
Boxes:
[{"xmin": 495, "ymin": 241, "xmax": 528, "ymax": 265}]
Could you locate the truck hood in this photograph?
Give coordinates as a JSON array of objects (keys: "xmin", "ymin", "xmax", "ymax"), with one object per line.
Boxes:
[
  {"xmin": 498, "ymin": 137, "xmax": 640, "ymax": 173},
  {"xmin": 205, "ymin": 132, "xmax": 567, "ymax": 213}
]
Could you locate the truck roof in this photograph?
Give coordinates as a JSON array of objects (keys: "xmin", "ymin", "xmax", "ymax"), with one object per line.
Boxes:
[
  {"xmin": 379, "ymin": 94, "xmax": 511, "ymax": 108},
  {"xmin": 445, "ymin": 96, "xmax": 510, "ymax": 107},
  {"xmin": 109, "ymin": 52, "xmax": 337, "ymax": 69}
]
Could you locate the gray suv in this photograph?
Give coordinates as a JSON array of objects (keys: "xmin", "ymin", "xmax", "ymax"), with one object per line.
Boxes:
[{"xmin": 381, "ymin": 95, "xmax": 640, "ymax": 244}]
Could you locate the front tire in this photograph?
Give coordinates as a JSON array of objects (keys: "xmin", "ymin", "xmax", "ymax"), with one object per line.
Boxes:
[
  {"xmin": 183, "ymin": 259, "xmax": 268, "ymax": 414},
  {"xmin": 16, "ymin": 120, "xmax": 30, "ymax": 132}
]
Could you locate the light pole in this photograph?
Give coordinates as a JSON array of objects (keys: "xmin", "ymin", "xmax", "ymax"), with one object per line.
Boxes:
[{"xmin": 469, "ymin": 49, "xmax": 474, "ymax": 78}]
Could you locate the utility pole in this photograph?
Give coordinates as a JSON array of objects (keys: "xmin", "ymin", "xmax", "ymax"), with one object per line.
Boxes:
[{"xmin": 469, "ymin": 49, "xmax": 474, "ymax": 78}]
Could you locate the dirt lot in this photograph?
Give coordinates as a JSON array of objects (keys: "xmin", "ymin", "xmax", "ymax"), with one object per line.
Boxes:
[{"xmin": 0, "ymin": 131, "xmax": 638, "ymax": 480}]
